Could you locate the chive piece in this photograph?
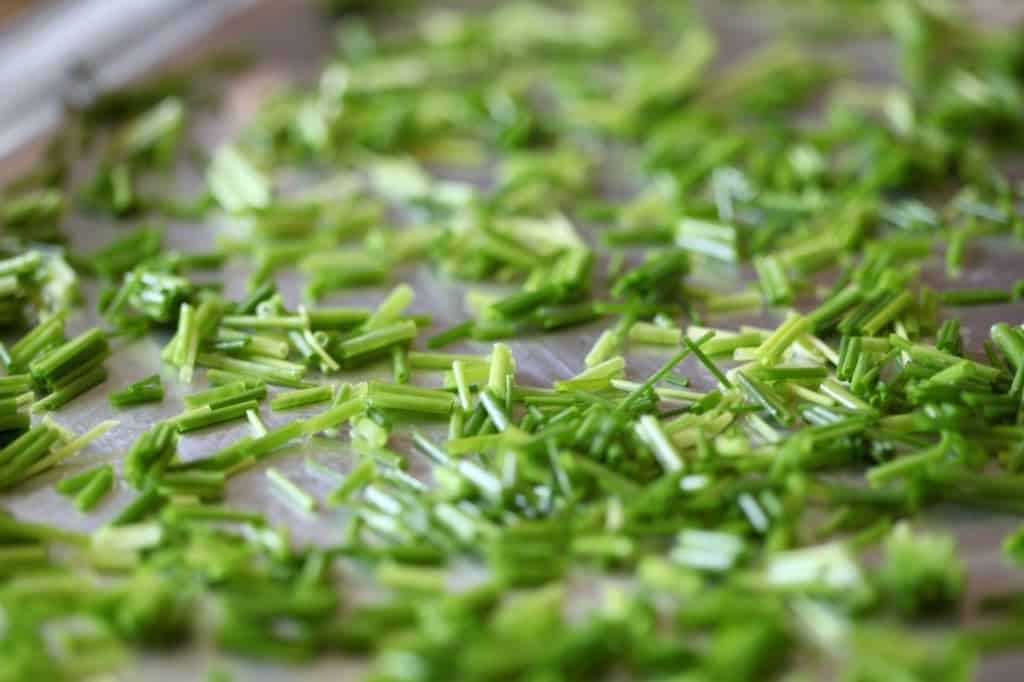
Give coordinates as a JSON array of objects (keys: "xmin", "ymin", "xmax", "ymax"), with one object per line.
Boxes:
[
  {"xmin": 452, "ymin": 361, "xmax": 473, "ymax": 412},
  {"xmin": 109, "ymin": 374, "xmax": 164, "ymax": 408},
  {"xmin": 184, "ymin": 381, "xmax": 266, "ymax": 409},
  {"xmin": 270, "ymin": 385, "xmax": 334, "ymax": 412},
  {"xmin": 991, "ymin": 323, "xmax": 1024, "ymax": 370},
  {"xmin": 754, "ymin": 313, "xmax": 810, "ymax": 365},
  {"xmin": 56, "ymin": 464, "xmax": 109, "ymax": 496},
  {"xmin": 175, "ymin": 401, "xmax": 259, "ymax": 433},
  {"xmin": 246, "ymin": 409, "xmax": 268, "ymax": 437},
  {"xmin": 110, "ymin": 488, "xmax": 166, "ymax": 526},
  {"xmin": 487, "ymin": 343, "xmax": 513, "ymax": 399},
  {"xmin": 266, "ymin": 468, "xmax": 317, "ymax": 513},
  {"xmin": 391, "ymin": 345, "xmax": 410, "ymax": 384},
  {"xmin": 942, "ymin": 288, "xmax": 1011, "ymax": 306},
  {"xmin": 364, "ymin": 284, "xmax": 415, "ymax": 331},
  {"xmin": 32, "ymin": 365, "xmax": 108, "ymax": 412},
  {"xmin": 620, "ymin": 331, "xmax": 715, "ymax": 412},
  {"xmin": 734, "ymin": 370, "xmax": 794, "ymax": 426},
  {"xmin": 326, "ymin": 458, "xmax": 376, "ymax": 506},
  {"xmin": 246, "ymin": 420, "xmax": 306, "ymax": 460},
  {"xmin": 407, "ymin": 352, "xmax": 489, "ymax": 370},
  {"xmin": 196, "ymin": 353, "xmax": 310, "ymax": 388},
  {"xmin": 73, "ymin": 464, "xmax": 114, "ymax": 511},
  {"xmin": 426, "ymin": 320, "xmax": 474, "ymax": 349},
  {"xmin": 337, "ymin": 321, "xmax": 418, "ymax": 360},
  {"xmin": 682, "ymin": 333, "xmax": 733, "ymax": 389},
  {"xmin": 634, "ymin": 415, "xmax": 684, "ymax": 473},
  {"xmin": 207, "ymin": 145, "xmax": 272, "ymax": 212},
  {"xmin": 301, "ymin": 397, "xmax": 367, "ymax": 435}
]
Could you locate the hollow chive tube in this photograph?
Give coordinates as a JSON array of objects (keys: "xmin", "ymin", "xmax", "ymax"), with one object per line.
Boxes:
[
  {"xmin": 0, "ymin": 393, "xmax": 31, "ymax": 415},
  {"xmin": 489, "ymin": 284, "xmax": 565, "ymax": 319},
  {"xmin": 56, "ymin": 463, "xmax": 108, "ymax": 496},
  {"xmin": 109, "ymin": 374, "xmax": 164, "ymax": 408},
  {"xmin": 805, "ymin": 285, "xmax": 862, "ymax": 333},
  {"xmin": 73, "ymin": 465, "xmax": 114, "ymax": 511},
  {"xmin": 219, "ymin": 329, "xmax": 289, "ymax": 358},
  {"xmin": 469, "ymin": 320, "xmax": 519, "ymax": 341},
  {"xmin": 487, "ymin": 343, "xmax": 513, "ymax": 399},
  {"xmin": 184, "ymin": 381, "xmax": 266, "ymax": 409},
  {"xmin": 629, "ymin": 322, "xmax": 682, "ymax": 346},
  {"xmin": 26, "ymin": 420, "xmax": 118, "ymax": 479},
  {"xmin": 992, "ymin": 323, "xmax": 1024, "ymax": 370},
  {"xmin": 426, "ymin": 320, "xmax": 474, "ymax": 349},
  {"xmin": 537, "ymin": 303, "xmax": 599, "ymax": 330},
  {"xmin": 8, "ymin": 315, "xmax": 64, "ymax": 370},
  {"xmin": 368, "ymin": 390, "xmax": 453, "ymax": 416},
  {"xmin": 0, "ymin": 374, "xmax": 33, "ymax": 397},
  {"xmin": 755, "ymin": 313, "xmax": 810, "ymax": 365},
  {"xmin": 301, "ymin": 397, "xmax": 366, "ymax": 435},
  {"xmin": 157, "ymin": 470, "xmax": 226, "ymax": 498},
  {"xmin": 337, "ymin": 320, "xmax": 418, "ymax": 360},
  {"xmin": 860, "ymin": 290, "xmax": 914, "ymax": 336},
  {"xmin": 173, "ymin": 302, "xmax": 197, "ymax": 368},
  {"xmin": 196, "ymin": 353, "xmax": 309, "ymax": 388},
  {"xmin": 618, "ymin": 332, "xmax": 715, "ymax": 414},
  {"xmin": 202, "ymin": 385, "xmax": 266, "ymax": 411},
  {"xmin": 585, "ymin": 329, "xmax": 619, "ymax": 368},
  {"xmin": 750, "ymin": 366, "xmax": 829, "ymax": 383},
  {"xmin": 0, "ymin": 414, "xmax": 30, "ymax": 432},
  {"xmin": 306, "ymin": 307, "xmax": 370, "ymax": 330},
  {"xmin": 867, "ymin": 438, "xmax": 948, "ymax": 486},
  {"xmin": 364, "ymin": 284, "xmax": 415, "ymax": 331},
  {"xmin": 49, "ymin": 352, "xmax": 110, "ymax": 390},
  {"xmin": 452, "ymin": 361, "xmax": 473, "ymax": 412},
  {"xmin": 246, "ymin": 420, "xmax": 306, "ymax": 460},
  {"xmin": 700, "ymin": 331, "xmax": 764, "ymax": 357},
  {"xmin": 175, "ymin": 400, "xmax": 259, "ymax": 433},
  {"xmin": 391, "ymin": 346, "xmax": 409, "ymax": 384},
  {"xmin": 29, "ymin": 327, "xmax": 107, "ymax": 385},
  {"xmin": 478, "ymin": 391, "xmax": 509, "ymax": 431},
  {"xmin": 367, "ymin": 382, "xmax": 454, "ymax": 416},
  {"xmin": 734, "ymin": 371, "xmax": 794, "ymax": 426},
  {"xmin": 407, "ymin": 352, "xmax": 489, "ymax": 370},
  {"xmin": 266, "ymin": 468, "xmax": 317, "ymax": 512},
  {"xmin": 682, "ymin": 334, "xmax": 733, "ymax": 389},
  {"xmin": 161, "ymin": 503, "xmax": 264, "ymax": 526},
  {"xmin": 326, "ymin": 458, "xmax": 376, "ymax": 506},
  {"xmin": 221, "ymin": 314, "xmax": 308, "ymax": 331},
  {"xmin": 110, "ymin": 488, "xmax": 166, "ymax": 526},
  {"xmin": 271, "ymin": 385, "xmax": 334, "ymax": 412},
  {"xmin": 32, "ymin": 366, "xmax": 108, "ymax": 412},
  {"xmin": 206, "ymin": 368, "xmax": 252, "ymax": 386},
  {"xmin": 942, "ymin": 288, "xmax": 1012, "ymax": 306}
]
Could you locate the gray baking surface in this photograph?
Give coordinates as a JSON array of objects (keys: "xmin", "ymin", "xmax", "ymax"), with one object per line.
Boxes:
[{"xmin": 2, "ymin": 1, "xmax": 1024, "ymax": 680}]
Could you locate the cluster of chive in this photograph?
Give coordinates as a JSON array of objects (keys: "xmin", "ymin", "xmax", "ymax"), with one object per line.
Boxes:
[
  {"xmin": 0, "ymin": 251, "xmax": 78, "ymax": 330},
  {"xmin": 5, "ymin": 1, "xmax": 1024, "ymax": 680}
]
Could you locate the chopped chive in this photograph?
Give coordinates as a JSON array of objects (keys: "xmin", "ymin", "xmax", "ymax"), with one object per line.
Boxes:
[
  {"xmin": 74, "ymin": 464, "xmax": 114, "ymax": 511},
  {"xmin": 109, "ymin": 374, "xmax": 164, "ymax": 408},
  {"xmin": 326, "ymin": 458, "xmax": 376, "ymax": 506},
  {"xmin": 266, "ymin": 468, "xmax": 317, "ymax": 513},
  {"xmin": 426, "ymin": 320, "xmax": 474, "ymax": 349},
  {"xmin": 270, "ymin": 385, "xmax": 334, "ymax": 412},
  {"xmin": 301, "ymin": 397, "xmax": 367, "ymax": 435},
  {"xmin": 56, "ymin": 463, "xmax": 110, "ymax": 496},
  {"xmin": 175, "ymin": 401, "xmax": 259, "ymax": 433},
  {"xmin": 941, "ymin": 288, "xmax": 1012, "ymax": 306},
  {"xmin": 682, "ymin": 333, "xmax": 733, "ymax": 389}
]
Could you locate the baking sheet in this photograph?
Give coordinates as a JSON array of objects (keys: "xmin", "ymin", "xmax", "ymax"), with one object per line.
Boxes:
[{"xmin": 2, "ymin": 1, "xmax": 1024, "ymax": 680}]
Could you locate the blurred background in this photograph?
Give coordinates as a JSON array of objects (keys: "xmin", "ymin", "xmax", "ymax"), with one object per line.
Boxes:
[{"xmin": 0, "ymin": 0, "xmax": 254, "ymax": 157}]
